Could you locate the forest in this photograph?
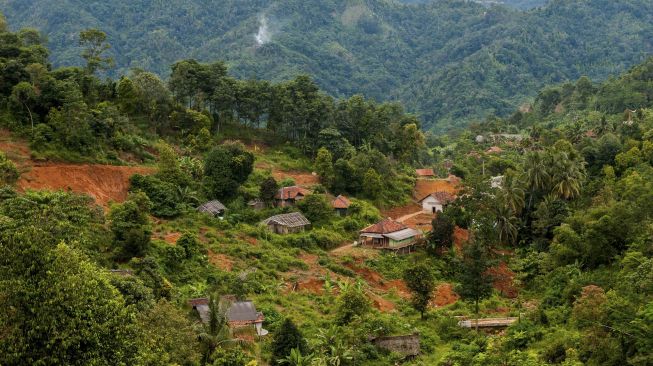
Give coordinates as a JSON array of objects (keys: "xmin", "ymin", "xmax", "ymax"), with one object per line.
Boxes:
[
  {"xmin": 2, "ymin": 0, "xmax": 652, "ymax": 130},
  {"xmin": 1, "ymin": 6, "xmax": 653, "ymax": 366}
]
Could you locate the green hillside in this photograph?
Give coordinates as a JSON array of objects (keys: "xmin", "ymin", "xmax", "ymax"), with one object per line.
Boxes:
[
  {"xmin": 1, "ymin": 0, "xmax": 652, "ymax": 130},
  {"xmin": 1, "ymin": 8, "xmax": 653, "ymax": 366}
]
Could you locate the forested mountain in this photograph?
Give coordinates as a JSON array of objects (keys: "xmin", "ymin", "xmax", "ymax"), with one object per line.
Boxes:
[{"xmin": 1, "ymin": 0, "xmax": 652, "ymax": 130}]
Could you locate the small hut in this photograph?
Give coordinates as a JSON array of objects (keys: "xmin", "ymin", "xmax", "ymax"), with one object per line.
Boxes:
[
  {"xmin": 275, "ymin": 186, "xmax": 311, "ymax": 207},
  {"xmin": 188, "ymin": 297, "xmax": 210, "ymax": 324},
  {"xmin": 197, "ymin": 200, "xmax": 227, "ymax": 218},
  {"xmin": 261, "ymin": 212, "xmax": 311, "ymax": 234},
  {"xmin": 332, "ymin": 195, "xmax": 351, "ymax": 216},
  {"xmin": 418, "ymin": 191, "xmax": 456, "ymax": 213},
  {"xmin": 226, "ymin": 300, "xmax": 267, "ymax": 336}
]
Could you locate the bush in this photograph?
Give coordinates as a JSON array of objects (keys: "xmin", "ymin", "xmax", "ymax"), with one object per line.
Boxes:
[
  {"xmin": 0, "ymin": 152, "xmax": 19, "ymax": 185},
  {"xmin": 129, "ymin": 174, "xmax": 182, "ymax": 218}
]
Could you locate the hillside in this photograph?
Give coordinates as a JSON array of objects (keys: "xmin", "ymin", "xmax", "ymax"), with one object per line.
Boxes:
[{"xmin": 1, "ymin": 0, "xmax": 652, "ymax": 130}]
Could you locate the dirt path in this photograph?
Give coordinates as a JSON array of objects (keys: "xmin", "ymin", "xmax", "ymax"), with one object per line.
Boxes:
[{"xmin": 395, "ymin": 210, "xmax": 425, "ymax": 223}]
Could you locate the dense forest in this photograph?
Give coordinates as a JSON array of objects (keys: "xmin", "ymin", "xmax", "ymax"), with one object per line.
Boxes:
[
  {"xmin": 1, "ymin": 5, "xmax": 653, "ymax": 366},
  {"xmin": 1, "ymin": 0, "xmax": 652, "ymax": 130}
]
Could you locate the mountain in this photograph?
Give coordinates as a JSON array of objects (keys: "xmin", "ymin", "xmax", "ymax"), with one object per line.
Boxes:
[{"xmin": 1, "ymin": 0, "xmax": 652, "ymax": 130}]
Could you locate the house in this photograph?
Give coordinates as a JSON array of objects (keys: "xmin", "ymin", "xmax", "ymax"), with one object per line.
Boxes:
[
  {"xmin": 275, "ymin": 186, "xmax": 311, "ymax": 207},
  {"xmin": 188, "ymin": 297, "xmax": 268, "ymax": 336},
  {"xmin": 418, "ymin": 191, "xmax": 456, "ymax": 213},
  {"xmin": 197, "ymin": 200, "xmax": 227, "ymax": 218},
  {"xmin": 359, "ymin": 218, "xmax": 422, "ymax": 253},
  {"xmin": 415, "ymin": 169, "xmax": 435, "ymax": 179},
  {"xmin": 332, "ymin": 195, "xmax": 351, "ymax": 216},
  {"xmin": 188, "ymin": 297, "xmax": 211, "ymax": 324},
  {"xmin": 261, "ymin": 212, "xmax": 311, "ymax": 234},
  {"xmin": 225, "ymin": 299, "xmax": 268, "ymax": 336},
  {"xmin": 248, "ymin": 199, "xmax": 266, "ymax": 211}
]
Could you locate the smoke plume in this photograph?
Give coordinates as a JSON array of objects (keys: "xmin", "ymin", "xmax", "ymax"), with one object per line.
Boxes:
[{"xmin": 255, "ymin": 15, "xmax": 272, "ymax": 46}]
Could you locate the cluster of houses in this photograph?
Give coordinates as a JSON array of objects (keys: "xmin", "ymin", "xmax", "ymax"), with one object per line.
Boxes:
[{"xmin": 198, "ymin": 168, "xmax": 459, "ymax": 253}]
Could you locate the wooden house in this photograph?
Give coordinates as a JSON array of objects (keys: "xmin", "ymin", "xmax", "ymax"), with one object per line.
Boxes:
[
  {"xmin": 359, "ymin": 218, "xmax": 422, "ymax": 253},
  {"xmin": 275, "ymin": 186, "xmax": 311, "ymax": 207},
  {"xmin": 225, "ymin": 299, "xmax": 267, "ymax": 336},
  {"xmin": 261, "ymin": 212, "xmax": 311, "ymax": 234},
  {"xmin": 418, "ymin": 191, "xmax": 455, "ymax": 214},
  {"xmin": 332, "ymin": 195, "xmax": 351, "ymax": 216},
  {"xmin": 415, "ymin": 168, "xmax": 435, "ymax": 179},
  {"xmin": 188, "ymin": 297, "xmax": 268, "ymax": 336},
  {"xmin": 197, "ymin": 200, "xmax": 227, "ymax": 218}
]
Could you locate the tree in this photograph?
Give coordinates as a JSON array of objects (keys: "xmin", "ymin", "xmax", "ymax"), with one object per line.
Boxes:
[
  {"xmin": 362, "ymin": 168, "xmax": 382, "ymax": 199},
  {"xmin": 156, "ymin": 142, "xmax": 186, "ymax": 185},
  {"xmin": 79, "ymin": 28, "xmax": 113, "ymax": 74},
  {"xmin": 427, "ymin": 213, "xmax": 455, "ymax": 254},
  {"xmin": 281, "ymin": 348, "xmax": 314, "ymax": 366},
  {"xmin": 456, "ymin": 239, "xmax": 494, "ymax": 330},
  {"xmin": 0, "ymin": 234, "xmax": 141, "ymax": 365},
  {"xmin": 297, "ymin": 194, "xmax": 333, "ymax": 226},
  {"xmin": 199, "ymin": 297, "xmax": 250, "ymax": 364},
  {"xmin": 315, "ymin": 147, "xmax": 335, "ymax": 189},
  {"xmin": 259, "ymin": 176, "xmax": 279, "ymax": 205},
  {"xmin": 10, "ymin": 81, "xmax": 36, "ymax": 132},
  {"xmin": 204, "ymin": 142, "xmax": 254, "ymax": 199},
  {"xmin": 271, "ymin": 319, "xmax": 307, "ymax": 365},
  {"xmin": 403, "ymin": 263, "xmax": 436, "ymax": 319},
  {"xmin": 108, "ymin": 192, "xmax": 152, "ymax": 259},
  {"xmin": 335, "ymin": 285, "xmax": 370, "ymax": 325}
]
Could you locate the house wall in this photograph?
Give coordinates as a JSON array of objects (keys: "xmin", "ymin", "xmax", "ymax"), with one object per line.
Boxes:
[
  {"xmin": 335, "ymin": 208, "xmax": 348, "ymax": 217},
  {"xmin": 390, "ymin": 236, "xmax": 417, "ymax": 248},
  {"xmin": 421, "ymin": 197, "xmax": 443, "ymax": 213}
]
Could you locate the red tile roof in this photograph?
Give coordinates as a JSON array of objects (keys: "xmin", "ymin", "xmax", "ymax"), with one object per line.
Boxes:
[
  {"xmin": 416, "ymin": 169, "xmax": 435, "ymax": 177},
  {"xmin": 275, "ymin": 186, "xmax": 311, "ymax": 200},
  {"xmin": 361, "ymin": 218, "xmax": 407, "ymax": 234},
  {"xmin": 419, "ymin": 191, "xmax": 456, "ymax": 204},
  {"xmin": 332, "ymin": 195, "xmax": 351, "ymax": 209}
]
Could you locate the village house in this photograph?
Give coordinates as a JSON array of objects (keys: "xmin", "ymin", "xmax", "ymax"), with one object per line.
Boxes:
[
  {"xmin": 275, "ymin": 186, "xmax": 311, "ymax": 207},
  {"xmin": 197, "ymin": 200, "xmax": 227, "ymax": 218},
  {"xmin": 332, "ymin": 195, "xmax": 351, "ymax": 216},
  {"xmin": 188, "ymin": 297, "xmax": 268, "ymax": 336},
  {"xmin": 359, "ymin": 218, "xmax": 422, "ymax": 253},
  {"xmin": 261, "ymin": 212, "xmax": 311, "ymax": 234},
  {"xmin": 415, "ymin": 168, "xmax": 435, "ymax": 179},
  {"xmin": 418, "ymin": 191, "xmax": 456, "ymax": 213}
]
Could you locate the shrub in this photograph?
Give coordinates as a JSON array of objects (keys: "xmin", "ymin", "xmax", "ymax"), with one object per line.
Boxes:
[
  {"xmin": 0, "ymin": 152, "xmax": 19, "ymax": 185},
  {"xmin": 129, "ymin": 174, "xmax": 182, "ymax": 218}
]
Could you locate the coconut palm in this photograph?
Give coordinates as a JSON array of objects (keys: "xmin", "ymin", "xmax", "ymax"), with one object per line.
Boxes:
[
  {"xmin": 500, "ymin": 169, "xmax": 525, "ymax": 215},
  {"xmin": 494, "ymin": 204, "xmax": 519, "ymax": 246},
  {"xmin": 198, "ymin": 296, "xmax": 251, "ymax": 364}
]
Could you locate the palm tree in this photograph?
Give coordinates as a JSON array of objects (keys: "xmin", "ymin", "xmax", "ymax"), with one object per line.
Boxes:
[
  {"xmin": 522, "ymin": 151, "xmax": 551, "ymax": 210},
  {"xmin": 494, "ymin": 204, "xmax": 519, "ymax": 246},
  {"xmin": 311, "ymin": 326, "xmax": 354, "ymax": 366},
  {"xmin": 500, "ymin": 169, "xmax": 525, "ymax": 215},
  {"xmin": 550, "ymin": 151, "xmax": 585, "ymax": 200},
  {"xmin": 198, "ymin": 296, "xmax": 251, "ymax": 364}
]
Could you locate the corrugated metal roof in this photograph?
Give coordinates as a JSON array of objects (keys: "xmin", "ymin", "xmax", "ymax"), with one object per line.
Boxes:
[
  {"xmin": 261, "ymin": 212, "xmax": 311, "ymax": 228},
  {"xmin": 275, "ymin": 186, "xmax": 311, "ymax": 200},
  {"xmin": 227, "ymin": 301, "xmax": 259, "ymax": 322},
  {"xmin": 385, "ymin": 228, "xmax": 421, "ymax": 241},
  {"xmin": 197, "ymin": 200, "xmax": 227, "ymax": 215}
]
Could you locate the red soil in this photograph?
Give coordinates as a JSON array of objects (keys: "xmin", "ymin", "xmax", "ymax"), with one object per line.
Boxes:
[
  {"xmin": 403, "ymin": 213, "xmax": 436, "ymax": 232},
  {"xmin": 346, "ymin": 264, "xmax": 410, "ymax": 299},
  {"xmin": 296, "ymin": 278, "xmax": 325, "ymax": 295},
  {"xmin": 271, "ymin": 170, "xmax": 319, "ymax": 186},
  {"xmin": 208, "ymin": 250, "xmax": 234, "ymax": 271},
  {"xmin": 432, "ymin": 283, "xmax": 459, "ymax": 307},
  {"xmin": 382, "ymin": 203, "xmax": 422, "ymax": 220},
  {"xmin": 453, "ymin": 227, "xmax": 470, "ymax": 252},
  {"xmin": 18, "ymin": 164, "xmax": 155, "ymax": 207},
  {"xmin": 414, "ymin": 179, "xmax": 458, "ymax": 201},
  {"xmin": 487, "ymin": 261, "xmax": 518, "ymax": 298}
]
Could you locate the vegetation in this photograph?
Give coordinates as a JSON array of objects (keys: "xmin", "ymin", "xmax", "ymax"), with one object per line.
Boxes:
[{"xmin": 1, "ymin": 6, "xmax": 653, "ymax": 366}]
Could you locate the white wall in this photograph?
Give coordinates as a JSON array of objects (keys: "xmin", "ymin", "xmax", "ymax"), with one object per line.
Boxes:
[{"xmin": 422, "ymin": 196, "xmax": 443, "ymax": 213}]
